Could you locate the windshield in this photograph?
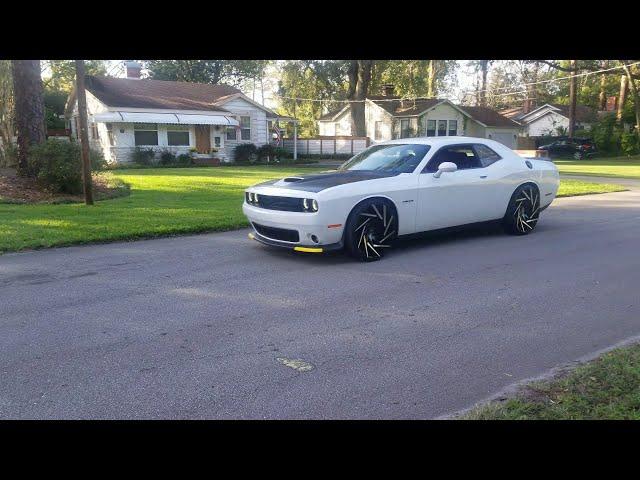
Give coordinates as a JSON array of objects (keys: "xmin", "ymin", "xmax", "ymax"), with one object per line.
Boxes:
[{"xmin": 339, "ymin": 144, "xmax": 431, "ymax": 174}]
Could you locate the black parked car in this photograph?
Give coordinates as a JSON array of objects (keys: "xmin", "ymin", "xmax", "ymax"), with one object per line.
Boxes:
[{"xmin": 538, "ymin": 137, "xmax": 597, "ymax": 159}]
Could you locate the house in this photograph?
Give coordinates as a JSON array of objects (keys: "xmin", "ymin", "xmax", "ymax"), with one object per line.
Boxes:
[
  {"xmin": 65, "ymin": 62, "xmax": 295, "ymax": 164},
  {"xmin": 317, "ymin": 85, "xmax": 522, "ymax": 148},
  {"xmin": 500, "ymin": 103, "xmax": 598, "ymax": 137}
]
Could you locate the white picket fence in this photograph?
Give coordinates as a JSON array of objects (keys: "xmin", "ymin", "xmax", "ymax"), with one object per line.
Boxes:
[{"xmin": 282, "ymin": 136, "xmax": 370, "ymax": 157}]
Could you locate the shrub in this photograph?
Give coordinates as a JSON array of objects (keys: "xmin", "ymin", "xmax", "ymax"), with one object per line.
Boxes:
[
  {"xmin": 233, "ymin": 143, "xmax": 258, "ymax": 163},
  {"xmin": 0, "ymin": 142, "xmax": 18, "ymax": 168},
  {"xmin": 256, "ymin": 144, "xmax": 277, "ymax": 163},
  {"xmin": 159, "ymin": 149, "xmax": 177, "ymax": 166},
  {"xmin": 90, "ymin": 148, "xmax": 107, "ymax": 171},
  {"xmin": 176, "ymin": 153, "xmax": 194, "ymax": 166},
  {"xmin": 274, "ymin": 147, "xmax": 291, "ymax": 159},
  {"xmin": 132, "ymin": 147, "xmax": 156, "ymax": 165},
  {"xmin": 621, "ymin": 132, "xmax": 640, "ymax": 156},
  {"xmin": 27, "ymin": 139, "xmax": 83, "ymax": 194}
]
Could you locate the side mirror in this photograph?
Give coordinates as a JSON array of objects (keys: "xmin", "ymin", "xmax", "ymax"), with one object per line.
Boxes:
[{"xmin": 433, "ymin": 161, "xmax": 458, "ymax": 178}]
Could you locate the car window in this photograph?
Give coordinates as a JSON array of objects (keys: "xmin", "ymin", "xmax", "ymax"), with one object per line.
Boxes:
[
  {"xmin": 423, "ymin": 145, "xmax": 483, "ymax": 173},
  {"xmin": 340, "ymin": 144, "xmax": 431, "ymax": 174},
  {"xmin": 473, "ymin": 144, "xmax": 502, "ymax": 167}
]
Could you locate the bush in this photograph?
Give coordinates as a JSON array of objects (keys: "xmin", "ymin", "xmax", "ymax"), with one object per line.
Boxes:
[
  {"xmin": 159, "ymin": 149, "xmax": 177, "ymax": 166},
  {"xmin": 90, "ymin": 148, "xmax": 107, "ymax": 171},
  {"xmin": 233, "ymin": 143, "xmax": 258, "ymax": 163},
  {"xmin": 0, "ymin": 142, "xmax": 18, "ymax": 168},
  {"xmin": 176, "ymin": 153, "xmax": 193, "ymax": 166},
  {"xmin": 28, "ymin": 139, "xmax": 83, "ymax": 194},
  {"xmin": 132, "ymin": 147, "xmax": 156, "ymax": 165},
  {"xmin": 256, "ymin": 144, "xmax": 277, "ymax": 163},
  {"xmin": 621, "ymin": 132, "xmax": 640, "ymax": 156}
]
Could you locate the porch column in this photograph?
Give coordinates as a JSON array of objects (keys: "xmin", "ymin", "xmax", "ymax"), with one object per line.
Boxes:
[{"xmin": 293, "ymin": 121, "xmax": 298, "ymax": 161}]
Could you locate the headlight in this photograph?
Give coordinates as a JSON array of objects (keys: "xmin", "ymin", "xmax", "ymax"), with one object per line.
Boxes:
[
  {"xmin": 303, "ymin": 198, "xmax": 318, "ymax": 212},
  {"xmin": 246, "ymin": 192, "xmax": 259, "ymax": 205},
  {"xmin": 253, "ymin": 193, "xmax": 259, "ymax": 204}
]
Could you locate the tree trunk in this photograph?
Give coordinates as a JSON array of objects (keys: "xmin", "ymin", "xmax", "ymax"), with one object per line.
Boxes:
[
  {"xmin": 480, "ymin": 60, "xmax": 489, "ymax": 107},
  {"xmin": 622, "ymin": 64, "xmax": 640, "ymax": 134},
  {"xmin": 568, "ymin": 60, "xmax": 577, "ymax": 138},
  {"xmin": 427, "ymin": 60, "xmax": 436, "ymax": 98},
  {"xmin": 75, "ymin": 60, "xmax": 94, "ymax": 205},
  {"xmin": 11, "ymin": 60, "xmax": 46, "ymax": 175},
  {"xmin": 598, "ymin": 60, "xmax": 608, "ymax": 111},
  {"xmin": 348, "ymin": 60, "xmax": 372, "ymax": 137},
  {"xmin": 617, "ymin": 73, "xmax": 629, "ymax": 123}
]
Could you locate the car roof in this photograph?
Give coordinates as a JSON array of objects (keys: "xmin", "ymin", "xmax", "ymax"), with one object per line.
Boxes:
[{"xmin": 378, "ymin": 136, "xmax": 506, "ymax": 148}]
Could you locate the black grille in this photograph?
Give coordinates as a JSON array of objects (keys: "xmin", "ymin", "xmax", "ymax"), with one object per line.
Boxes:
[
  {"xmin": 253, "ymin": 223, "xmax": 300, "ymax": 243},
  {"xmin": 256, "ymin": 195, "xmax": 304, "ymax": 212}
]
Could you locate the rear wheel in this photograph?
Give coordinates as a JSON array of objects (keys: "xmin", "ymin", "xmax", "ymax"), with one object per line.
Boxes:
[
  {"xmin": 503, "ymin": 184, "xmax": 540, "ymax": 235},
  {"xmin": 344, "ymin": 199, "xmax": 397, "ymax": 262},
  {"xmin": 573, "ymin": 151, "xmax": 583, "ymax": 160}
]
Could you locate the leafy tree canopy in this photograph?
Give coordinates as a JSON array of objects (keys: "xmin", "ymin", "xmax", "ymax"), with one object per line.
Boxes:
[{"xmin": 144, "ymin": 60, "xmax": 269, "ymax": 87}]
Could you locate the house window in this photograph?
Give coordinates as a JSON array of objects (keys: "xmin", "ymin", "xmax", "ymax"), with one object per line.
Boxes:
[
  {"xmin": 134, "ymin": 123, "xmax": 158, "ymax": 146},
  {"xmin": 91, "ymin": 123, "xmax": 99, "ymax": 140},
  {"xmin": 374, "ymin": 121, "xmax": 383, "ymax": 141},
  {"xmin": 214, "ymin": 136, "xmax": 221, "ymax": 148},
  {"xmin": 167, "ymin": 125, "xmax": 190, "ymax": 146},
  {"xmin": 226, "ymin": 126, "xmax": 237, "ymax": 140},
  {"xmin": 448, "ymin": 120, "xmax": 458, "ymax": 136},
  {"xmin": 400, "ymin": 119, "xmax": 410, "ymax": 138},
  {"xmin": 106, "ymin": 123, "xmax": 115, "ymax": 146},
  {"xmin": 240, "ymin": 115, "xmax": 251, "ymax": 140},
  {"xmin": 437, "ymin": 120, "xmax": 447, "ymax": 136},
  {"xmin": 426, "ymin": 120, "xmax": 436, "ymax": 136}
]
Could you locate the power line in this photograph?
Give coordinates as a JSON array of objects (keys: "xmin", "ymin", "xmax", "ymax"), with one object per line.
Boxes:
[{"xmin": 273, "ymin": 61, "xmax": 640, "ymax": 104}]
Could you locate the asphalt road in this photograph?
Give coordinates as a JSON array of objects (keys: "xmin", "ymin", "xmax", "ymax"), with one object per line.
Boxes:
[{"xmin": 2, "ymin": 181, "xmax": 640, "ymax": 419}]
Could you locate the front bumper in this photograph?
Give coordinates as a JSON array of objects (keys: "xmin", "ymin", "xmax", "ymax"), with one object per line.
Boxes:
[{"xmin": 243, "ymin": 202, "xmax": 345, "ymax": 253}]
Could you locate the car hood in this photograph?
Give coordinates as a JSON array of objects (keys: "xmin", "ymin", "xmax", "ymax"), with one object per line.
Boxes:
[{"xmin": 254, "ymin": 170, "xmax": 399, "ymax": 193}]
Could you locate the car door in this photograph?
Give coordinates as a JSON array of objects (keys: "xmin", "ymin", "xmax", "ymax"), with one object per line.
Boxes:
[{"xmin": 415, "ymin": 144, "xmax": 497, "ymax": 232}]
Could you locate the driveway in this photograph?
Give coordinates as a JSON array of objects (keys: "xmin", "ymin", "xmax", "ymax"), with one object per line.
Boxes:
[{"xmin": 1, "ymin": 189, "xmax": 640, "ymax": 419}]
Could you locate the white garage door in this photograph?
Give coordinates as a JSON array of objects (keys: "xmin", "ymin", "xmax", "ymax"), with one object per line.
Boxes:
[{"xmin": 490, "ymin": 132, "xmax": 515, "ymax": 148}]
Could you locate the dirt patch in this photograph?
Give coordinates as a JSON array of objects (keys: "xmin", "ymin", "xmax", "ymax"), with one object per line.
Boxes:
[{"xmin": 0, "ymin": 168, "xmax": 130, "ymax": 204}]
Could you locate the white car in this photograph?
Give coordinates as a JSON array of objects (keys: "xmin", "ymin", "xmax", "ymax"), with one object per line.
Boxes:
[{"xmin": 243, "ymin": 137, "xmax": 559, "ymax": 262}]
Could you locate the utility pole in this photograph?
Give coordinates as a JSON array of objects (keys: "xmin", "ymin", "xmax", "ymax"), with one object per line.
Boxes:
[
  {"xmin": 568, "ymin": 59, "xmax": 577, "ymax": 138},
  {"xmin": 75, "ymin": 60, "xmax": 93, "ymax": 205}
]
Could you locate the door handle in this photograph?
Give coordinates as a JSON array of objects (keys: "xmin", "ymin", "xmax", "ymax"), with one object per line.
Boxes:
[{"xmin": 480, "ymin": 175, "xmax": 488, "ymax": 179}]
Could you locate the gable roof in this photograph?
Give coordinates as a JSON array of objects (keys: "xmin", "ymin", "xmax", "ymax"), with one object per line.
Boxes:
[
  {"xmin": 81, "ymin": 76, "xmax": 242, "ymax": 111},
  {"xmin": 368, "ymin": 96, "xmax": 442, "ymax": 116},
  {"xmin": 457, "ymin": 105, "xmax": 521, "ymax": 128},
  {"xmin": 318, "ymin": 105, "xmax": 350, "ymax": 121},
  {"xmin": 518, "ymin": 103, "xmax": 597, "ymax": 124}
]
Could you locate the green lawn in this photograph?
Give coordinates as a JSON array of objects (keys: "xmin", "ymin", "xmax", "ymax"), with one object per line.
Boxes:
[
  {"xmin": 557, "ymin": 178, "xmax": 626, "ymax": 197},
  {"xmin": 461, "ymin": 343, "xmax": 640, "ymax": 420},
  {"xmin": 556, "ymin": 155, "xmax": 640, "ymax": 179},
  {"xmin": 0, "ymin": 166, "xmax": 323, "ymax": 253},
  {"xmin": 0, "ymin": 166, "xmax": 627, "ymax": 254}
]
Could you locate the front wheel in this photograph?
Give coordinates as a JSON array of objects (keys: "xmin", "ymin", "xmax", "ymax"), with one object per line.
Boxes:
[
  {"xmin": 503, "ymin": 184, "xmax": 540, "ymax": 235},
  {"xmin": 344, "ymin": 199, "xmax": 397, "ymax": 262},
  {"xmin": 573, "ymin": 151, "xmax": 584, "ymax": 160}
]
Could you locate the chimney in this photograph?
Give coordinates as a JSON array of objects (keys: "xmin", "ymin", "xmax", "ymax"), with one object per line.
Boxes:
[
  {"xmin": 125, "ymin": 61, "xmax": 142, "ymax": 79},
  {"xmin": 381, "ymin": 84, "xmax": 395, "ymax": 97}
]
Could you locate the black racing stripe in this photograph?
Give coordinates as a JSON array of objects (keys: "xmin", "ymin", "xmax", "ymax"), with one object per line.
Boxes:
[{"xmin": 256, "ymin": 170, "xmax": 399, "ymax": 193}]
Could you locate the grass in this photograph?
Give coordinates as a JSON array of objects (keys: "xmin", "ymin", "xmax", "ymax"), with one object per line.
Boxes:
[
  {"xmin": 556, "ymin": 155, "xmax": 640, "ymax": 179},
  {"xmin": 557, "ymin": 178, "xmax": 626, "ymax": 197},
  {"xmin": 461, "ymin": 343, "xmax": 640, "ymax": 420},
  {"xmin": 0, "ymin": 166, "xmax": 324, "ymax": 253},
  {"xmin": 0, "ymin": 166, "xmax": 628, "ymax": 254}
]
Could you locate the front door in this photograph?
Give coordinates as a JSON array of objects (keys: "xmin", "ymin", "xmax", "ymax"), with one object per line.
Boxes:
[{"xmin": 195, "ymin": 125, "xmax": 211, "ymax": 154}]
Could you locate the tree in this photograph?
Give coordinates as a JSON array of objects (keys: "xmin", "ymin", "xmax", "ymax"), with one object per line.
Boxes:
[
  {"xmin": 348, "ymin": 60, "xmax": 373, "ymax": 137},
  {"xmin": 568, "ymin": 60, "xmax": 578, "ymax": 137},
  {"xmin": 44, "ymin": 60, "xmax": 108, "ymax": 93},
  {"xmin": 12, "ymin": 60, "xmax": 46, "ymax": 175},
  {"xmin": 145, "ymin": 60, "xmax": 269, "ymax": 87},
  {"xmin": 0, "ymin": 60, "xmax": 14, "ymax": 149},
  {"xmin": 622, "ymin": 62, "xmax": 640, "ymax": 134}
]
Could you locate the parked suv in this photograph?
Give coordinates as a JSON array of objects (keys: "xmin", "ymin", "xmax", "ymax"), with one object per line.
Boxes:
[{"xmin": 538, "ymin": 137, "xmax": 597, "ymax": 159}]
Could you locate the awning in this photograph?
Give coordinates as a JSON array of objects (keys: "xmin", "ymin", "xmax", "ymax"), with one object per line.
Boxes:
[{"xmin": 91, "ymin": 111, "xmax": 239, "ymax": 126}]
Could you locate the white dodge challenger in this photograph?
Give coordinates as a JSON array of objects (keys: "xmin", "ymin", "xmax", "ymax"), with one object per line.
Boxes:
[{"xmin": 243, "ymin": 137, "xmax": 560, "ymax": 262}]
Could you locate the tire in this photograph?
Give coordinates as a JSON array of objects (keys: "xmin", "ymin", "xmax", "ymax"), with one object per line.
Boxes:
[
  {"xmin": 503, "ymin": 184, "xmax": 541, "ymax": 236},
  {"xmin": 573, "ymin": 151, "xmax": 583, "ymax": 160},
  {"xmin": 344, "ymin": 199, "xmax": 398, "ymax": 262}
]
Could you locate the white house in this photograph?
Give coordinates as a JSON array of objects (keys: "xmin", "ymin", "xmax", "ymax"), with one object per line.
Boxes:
[
  {"xmin": 318, "ymin": 85, "xmax": 522, "ymax": 148},
  {"xmin": 65, "ymin": 62, "xmax": 295, "ymax": 164},
  {"xmin": 500, "ymin": 103, "xmax": 597, "ymax": 137}
]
